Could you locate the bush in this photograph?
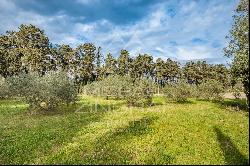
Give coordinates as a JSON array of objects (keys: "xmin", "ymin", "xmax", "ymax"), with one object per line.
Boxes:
[
  {"xmin": 102, "ymin": 75, "xmax": 132, "ymax": 100},
  {"xmin": 84, "ymin": 75, "xmax": 154, "ymax": 107},
  {"xmin": 84, "ymin": 75, "xmax": 132, "ymax": 99},
  {"xmin": 83, "ymin": 81, "xmax": 101, "ymax": 96},
  {"xmin": 231, "ymin": 82, "xmax": 244, "ymax": 99},
  {"xmin": 125, "ymin": 78, "xmax": 154, "ymax": 107},
  {"xmin": 197, "ymin": 79, "xmax": 225, "ymax": 101},
  {"xmin": 0, "ymin": 77, "xmax": 10, "ymax": 99},
  {"xmin": 7, "ymin": 71, "xmax": 77, "ymax": 111},
  {"xmin": 164, "ymin": 80, "xmax": 191, "ymax": 102}
]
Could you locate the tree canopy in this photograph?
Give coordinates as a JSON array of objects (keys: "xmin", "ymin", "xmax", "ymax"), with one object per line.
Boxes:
[
  {"xmin": 224, "ymin": 0, "xmax": 249, "ymax": 103},
  {"xmin": 0, "ymin": 23, "xmax": 234, "ymax": 92}
]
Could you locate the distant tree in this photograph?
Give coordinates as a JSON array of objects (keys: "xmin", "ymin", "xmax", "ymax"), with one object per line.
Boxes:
[
  {"xmin": 117, "ymin": 49, "xmax": 130, "ymax": 76},
  {"xmin": 14, "ymin": 24, "xmax": 51, "ymax": 74},
  {"xmin": 212, "ymin": 64, "xmax": 230, "ymax": 87},
  {"xmin": 0, "ymin": 24, "xmax": 51, "ymax": 77},
  {"xmin": 75, "ymin": 43, "xmax": 96, "ymax": 85},
  {"xmin": 0, "ymin": 33, "xmax": 22, "ymax": 78},
  {"xmin": 183, "ymin": 61, "xmax": 198, "ymax": 84},
  {"xmin": 164, "ymin": 58, "xmax": 181, "ymax": 83},
  {"xmin": 183, "ymin": 61, "xmax": 219, "ymax": 85},
  {"xmin": 104, "ymin": 53, "xmax": 117, "ymax": 77},
  {"xmin": 155, "ymin": 58, "xmax": 165, "ymax": 86},
  {"xmin": 95, "ymin": 46, "xmax": 103, "ymax": 80},
  {"xmin": 224, "ymin": 0, "xmax": 249, "ymax": 103},
  {"xmin": 130, "ymin": 54, "xmax": 154, "ymax": 79},
  {"xmin": 57, "ymin": 44, "xmax": 75, "ymax": 73},
  {"xmin": 140, "ymin": 54, "xmax": 154, "ymax": 78}
]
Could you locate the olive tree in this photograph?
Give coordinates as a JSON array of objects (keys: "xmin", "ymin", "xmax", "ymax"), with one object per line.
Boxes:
[
  {"xmin": 224, "ymin": 0, "xmax": 249, "ymax": 105},
  {"xmin": 7, "ymin": 71, "xmax": 77, "ymax": 111},
  {"xmin": 164, "ymin": 80, "xmax": 192, "ymax": 102}
]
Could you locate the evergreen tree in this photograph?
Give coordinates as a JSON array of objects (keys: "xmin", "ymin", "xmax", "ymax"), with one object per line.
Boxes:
[
  {"xmin": 117, "ymin": 49, "xmax": 130, "ymax": 76},
  {"xmin": 104, "ymin": 53, "xmax": 117, "ymax": 77}
]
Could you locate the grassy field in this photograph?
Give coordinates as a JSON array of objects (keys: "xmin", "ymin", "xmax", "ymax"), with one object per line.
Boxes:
[{"xmin": 0, "ymin": 95, "xmax": 249, "ymax": 165}]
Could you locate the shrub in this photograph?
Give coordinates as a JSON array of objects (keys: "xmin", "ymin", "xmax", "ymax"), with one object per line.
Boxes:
[
  {"xmin": 164, "ymin": 80, "xmax": 191, "ymax": 102},
  {"xmin": 7, "ymin": 71, "xmax": 77, "ymax": 111},
  {"xmin": 231, "ymin": 82, "xmax": 244, "ymax": 99},
  {"xmin": 189, "ymin": 84, "xmax": 202, "ymax": 99},
  {"xmin": 84, "ymin": 75, "xmax": 154, "ymax": 107},
  {"xmin": 0, "ymin": 77, "xmax": 10, "ymax": 99},
  {"xmin": 197, "ymin": 79, "xmax": 225, "ymax": 101},
  {"xmin": 84, "ymin": 81, "xmax": 101, "ymax": 96},
  {"xmin": 125, "ymin": 78, "xmax": 154, "ymax": 107},
  {"xmin": 84, "ymin": 75, "xmax": 133, "ymax": 100},
  {"xmin": 101, "ymin": 75, "xmax": 132, "ymax": 100}
]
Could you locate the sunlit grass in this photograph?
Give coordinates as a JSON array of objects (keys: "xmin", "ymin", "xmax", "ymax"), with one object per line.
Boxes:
[{"xmin": 0, "ymin": 96, "xmax": 248, "ymax": 164}]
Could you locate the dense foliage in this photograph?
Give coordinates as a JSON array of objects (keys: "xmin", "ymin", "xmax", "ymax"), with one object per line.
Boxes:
[
  {"xmin": 197, "ymin": 80, "xmax": 225, "ymax": 101},
  {"xmin": 84, "ymin": 75, "xmax": 132, "ymax": 99},
  {"xmin": 163, "ymin": 79, "xmax": 226, "ymax": 102},
  {"xmin": 224, "ymin": 0, "xmax": 249, "ymax": 104},
  {"xmin": 230, "ymin": 81, "xmax": 244, "ymax": 99},
  {"xmin": 84, "ymin": 75, "xmax": 155, "ymax": 106},
  {"xmin": 164, "ymin": 80, "xmax": 192, "ymax": 102},
  {"xmin": 0, "ymin": 77, "xmax": 10, "ymax": 99},
  {"xmin": 125, "ymin": 78, "xmax": 154, "ymax": 107},
  {"xmin": 6, "ymin": 71, "xmax": 77, "ymax": 111},
  {"xmin": 0, "ymin": 24, "xmax": 231, "ymax": 89}
]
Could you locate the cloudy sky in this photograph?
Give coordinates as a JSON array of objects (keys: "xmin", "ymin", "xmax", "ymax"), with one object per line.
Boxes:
[{"xmin": 0, "ymin": 0, "xmax": 238, "ymax": 64}]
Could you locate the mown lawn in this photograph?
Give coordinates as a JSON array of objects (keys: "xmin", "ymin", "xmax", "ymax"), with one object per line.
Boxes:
[{"xmin": 0, "ymin": 96, "xmax": 249, "ymax": 165}]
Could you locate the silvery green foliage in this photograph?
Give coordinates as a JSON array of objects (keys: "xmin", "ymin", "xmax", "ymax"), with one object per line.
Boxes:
[
  {"xmin": 84, "ymin": 75, "xmax": 132, "ymax": 99},
  {"xmin": 103, "ymin": 75, "xmax": 133, "ymax": 100},
  {"xmin": 231, "ymin": 82, "xmax": 244, "ymax": 99},
  {"xmin": 224, "ymin": 0, "xmax": 249, "ymax": 104},
  {"xmin": 84, "ymin": 75, "xmax": 154, "ymax": 106},
  {"xmin": 0, "ymin": 77, "xmax": 10, "ymax": 99},
  {"xmin": 164, "ymin": 80, "xmax": 192, "ymax": 102},
  {"xmin": 7, "ymin": 71, "xmax": 77, "ymax": 111},
  {"xmin": 125, "ymin": 78, "xmax": 154, "ymax": 107},
  {"xmin": 197, "ymin": 79, "xmax": 225, "ymax": 101}
]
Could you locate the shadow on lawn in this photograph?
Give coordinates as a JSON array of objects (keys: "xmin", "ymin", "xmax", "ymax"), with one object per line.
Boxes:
[
  {"xmin": 0, "ymin": 99, "xmax": 124, "ymax": 164},
  {"xmin": 165, "ymin": 99, "xmax": 195, "ymax": 105},
  {"xmin": 85, "ymin": 116, "xmax": 169, "ymax": 165},
  {"xmin": 111, "ymin": 116, "xmax": 158, "ymax": 136},
  {"xmin": 214, "ymin": 127, "xmax": 249, "ymax": 165}
]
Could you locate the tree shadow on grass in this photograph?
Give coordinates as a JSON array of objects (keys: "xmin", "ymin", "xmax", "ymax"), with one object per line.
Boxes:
[
  {"xmin": 0, "ymin": 99, "xmax": 124, "ymax": 164},
  {"xmin": 83, "ymin": 116, "xmax": 167, "ymax": 165},
  {"xmin": 214, "ymin": 127, "xmax": 249, "ymax": 165},
  {"xmin": 165, "ymin": 99, "xmax": 195, "ymax": 105},
  {"xmin": 0, "ymin": 105, "xmax": 108, "ymax": 164},
  {"xmin": 111, "ymin": 116, "xmax": 158, "ymax": 136}
]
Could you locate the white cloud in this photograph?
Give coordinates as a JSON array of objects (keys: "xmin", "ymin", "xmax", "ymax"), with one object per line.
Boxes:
[
  {"xmin": 74, "ymin": 23, "xmax": 95, "ymax": 33},
  {"xmin": 155, "ymin": 47, "xmax": 164, "ymax": 53},
  {"xmin": 76, "ymin": 1, "xmax": 233, "ymax": 63},
  {"xmin": 176, "ymin": 46, "xmax": 214, "ymax": 60},
  {"xmin": 181, "ymin": 1, "xmax": 197, "ymax": 13},
  {"xmin": 148, "ymin": 8, "xmax": 168, "ymax": 28}
]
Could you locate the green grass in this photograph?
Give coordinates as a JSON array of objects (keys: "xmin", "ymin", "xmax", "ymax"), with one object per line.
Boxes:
[{"xmin": 0, "ymin": 96, "xmax": 249, "ymax": 165}]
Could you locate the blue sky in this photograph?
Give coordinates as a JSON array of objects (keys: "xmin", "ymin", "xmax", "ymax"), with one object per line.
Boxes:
[{"xmin": 0, "ymin": 0, "xmax": 238, "ymax": 64}]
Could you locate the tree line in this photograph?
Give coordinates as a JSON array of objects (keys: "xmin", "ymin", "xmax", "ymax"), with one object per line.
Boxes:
[{"xmin": 0, "ymin": 24, "xmax": 230, "ymax": 89}]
